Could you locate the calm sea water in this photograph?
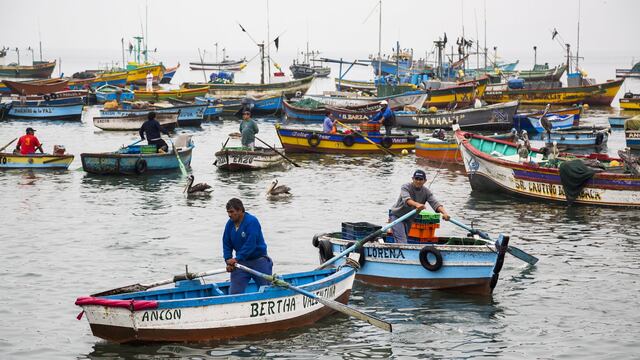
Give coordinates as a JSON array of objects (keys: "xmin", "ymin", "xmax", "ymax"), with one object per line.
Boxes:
[{"xmin": 1, "ymin": 57, "xmax": 640, "ymax": 359}]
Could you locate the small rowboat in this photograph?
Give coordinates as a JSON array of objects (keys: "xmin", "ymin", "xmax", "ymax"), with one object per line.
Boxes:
[
  {"xmin": 6, "ymin": 103, "xmax": 84, "ymax": 121},
  {"xmin": 214, "ymin": 146, "xmax": 287, "ymax": 171},
  {"xmin": 75, "ymin": 266, "xmax": 356, "ymax": 343},
  {"xmin": 134, "ymin": 86, "xmax": 209, "ymax": 101},
  {"xmin": 81, "ymin": 136, "xmax": 193, "ymax": 175},
  {"xmin": 305, "ymin": 91, "xmax": 427, "ymax": 111},
  {"xmin": 95, "ymin": 85, "xmax": 134, "ymax": 104},
  {"xmin": 0, "ymin": 152, "xmax": 74, "ymax": 169},
  {"xmin": 543, "ymin": 126, "xmax": 610, "ymax": 150},
  {"xmin": 625, "ymin": 117, "xmax": 640, "ymax": 150},
  {"xmin": 275, "ymin": 124, "xmax": 417, "ymax": 154},
  {"xmin": 334, "ymin": 78, "xmax": 376, "ymax": 94},
  {"xmin": 513, "ymin": 113, "xmax": 577, "ymax": 133},
  {"xmin": 518, "ymin": 105, "xmax": 583, "ymax": 121},
  {"xmin": 102, "ymin": 103, "xmax": 206, "ymax": 127},
  {"xmin": 283, "ymin": 100, "xmax": 326, "ymax": 122},
  {"xmin": 314, "ymin": 232, "xmax": 509, "ymax": 295},
  {"xmin": 2, "ymin": 78, "xmax": 69, "ymax": 95},
  {"xmin": 93, "ymin": 111, "xmax": 179, "ymax": 131},
  {"xmin": 416, "ymin": 131, "xmax": 517, "ymax": 164},
  {"xmin": 326, "ymin": 103, "xmax": 383, "ymax": 123},
  {"xmin": 609, "ymin": 116, "xmax": 630, "ymax": 127}
]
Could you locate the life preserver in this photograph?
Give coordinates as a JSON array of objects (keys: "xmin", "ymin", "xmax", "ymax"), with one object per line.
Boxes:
[
  {"xmin": 342, "ymin": 134, "xmax": 355, "ymax": 147},
  {"xmin": 346, "ymin": 241, "xmax": 366, "ymax": 267},
  {"xmin": 134, "ymin": 158, "xmax": 147, "ymax": 174},
  {"xmin": 43, "ymin": 95, "xmax": 51, "ymax": 102},
  {"xmin": 419, "ymin": 246, "xmax": 443, "ymax": 271},
  {"xmin": 50, "ymin": 93, "xmax": 58, "ymax": 99},
  {"xmin": 595, "ymin": 132, "xmax": 604, "ymax": 145},
  {"xmin": 318, "ymin": 239, "xmax": 333, "ymax": 263},
  {"xmin": 380, "ymin": 136, "xmax": 393, "ymax": 148},
  {"xmin": 308, "ymin": 133, "xmax": 321, "ymax": 147}
]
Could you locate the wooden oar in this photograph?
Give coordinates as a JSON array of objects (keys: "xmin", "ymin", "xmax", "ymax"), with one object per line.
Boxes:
[
  {"xmin": 122, "ymin": 139, "xmax": 143, "ymax": 149},
  {"xmin": 255, "ymin": 136, "xmax": 301, "ymax": 167},
  {"xmin": 213, "ymin": 137, "xmax": 231, "ymax": 166},
  {"xmin": 43, "ymin": 157, "xmax": 69, "ymax": 164},
  {"xmin": 447, "ymin": 218, "xmax": 539, "ymax": 265},
  {"xmin": 90, "ymin": 268, "xmax": 227, "ymax": 297},
  {"xmin": 235, "ymin": 263, "xmax": 392, "ymax": 332},
  {"xmin": 168, "ymin": 138, "xmax": 188, "ymax": 177},
  {"xmin": 0, "ymin": 138, "xmax": 18, "ymax": 152},
  {"xmin": 317, "ymin": 209, "xmax": 418, "ymax": 270},
  {"xmin": 334, "ymin": 120, "xmax": 395, "ymax": 157}
]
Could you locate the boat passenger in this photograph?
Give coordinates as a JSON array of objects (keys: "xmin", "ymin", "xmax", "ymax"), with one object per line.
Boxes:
[
  {"xmin": 222, "ymin": 198, "xmax": 273, "ymax": 294},
  {"xmin": 145, "ymin": 71, "xmax": 153, "ymax": 92},
  {"xmin": 139, "ymin": 111, "xmax": 169, "ymax": 153},
  {"xmin": 322, "ymin": 111, "xmax": 337, "ymax": 134},
  {"xmin": 15, "ymin": 127, "xmax": 44, "ymax": 155},
  {"xmin": 370, "ymin": 100, "xmax": 395, "ymax": 136},
  {"xmin": 389, "ymin": 170, "xmax": 450, "ymax": 244},
  {"xmin": 240, "ymin": 110, "xmax": 259, "ymax": 150}
]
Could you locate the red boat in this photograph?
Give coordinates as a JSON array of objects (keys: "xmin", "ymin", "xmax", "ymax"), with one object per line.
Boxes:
[{"xmin": 2, "ymin": 78, "xmax": 69, "ymax": 95}]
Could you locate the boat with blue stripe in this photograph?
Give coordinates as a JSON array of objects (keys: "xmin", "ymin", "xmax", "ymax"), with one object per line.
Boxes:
[
  {"xmin": 625, "ymin": 117, "xmax": 640, "ymax": 150},
  {"xmin": 609, "ymin": 115, "xmax": 631, "ymax": 128},
  {"xmin": 283, "ymin": 100, "xmax": 326, "ymax": 122},
  {"xmin": 75, "ymin": 266, "xmax": 356, "ymax": 343},
  {"xmin": 102, "ymin": 103, "xmax": 206, "ymax": 127},
  {"xmin": 246, "ymin": 95, "xmax": 283, "ymax": 115},
  {"xmin": 6, "ymin": 103, "xmax": 84, "ymax": 121},
  {"xmin": 543, "ymin": 126, "xmax": 610, "ymax": 150},
  {"xmin": 95, "ymin": 85, "xmax": 134, "ymax": 104},
  {"xmin": 513, "ymin": 113, "xmax": 577, "ymax": 133}
]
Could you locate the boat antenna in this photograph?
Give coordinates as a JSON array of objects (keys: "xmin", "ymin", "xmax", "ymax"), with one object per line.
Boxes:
[
  {"xmin": 576, "ymin": 0, "xmax": 581, "ymax": 71},
  {"xmin": 266, "ymin": 0, "xmax": 271, "ymax": 83}
]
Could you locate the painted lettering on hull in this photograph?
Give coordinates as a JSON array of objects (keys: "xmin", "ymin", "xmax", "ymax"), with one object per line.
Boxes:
[
  {"xmin": 141, "ymin": 309, "xmax": 182, "ymax": 322},
  {"xmin": 250, "ymin": 297, "xmax": 296, "ymax": 317},
  {"xmin": 302, "ymin": 285, "xmax": 337, "ymax": 308},
  {"xmin": 365, "ymin": 247, "xmax": 406, "ymax": 259},
  {"xmin": 512, "ymin": 177, "xmax": 602, "ymax": 201}
]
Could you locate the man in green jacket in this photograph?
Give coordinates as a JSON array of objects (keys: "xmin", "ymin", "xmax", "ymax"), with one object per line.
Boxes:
[{"xmin": 239, "ymin": 110, "xmax": 259, "ymax": 150}]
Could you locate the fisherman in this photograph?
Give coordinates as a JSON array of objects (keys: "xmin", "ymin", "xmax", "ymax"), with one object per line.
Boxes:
[
  {"xmin": 239, "ymin": 110, "xmax": 259, "ymax": 150},
  {"xmin": 222, "ymin": 198, "xmax": 273, "ymax": 294},
  {"xmin": 19, "ymin": 90, "xmax": 27, "ymax": 105},
  {"xmin": 139, "ymin": 111, "xmax": 169, "ymax": 153},
  {"xmin": 322, "ymin": 111, "xmax": 337, "ymax": 134},
  {"xmin": 15, "ymin": 127, "xmax": 43, "ymax": 155},
  {"xmin": 370, "ymin": 100, "xmax": 395, "ymax": 136},
  {"xmin": 389, "ymin": 170, "xmax": 450, "ymax": 244},
  {"xmin": 145, "ymin": 71, "xmax": 153, "ymax": 92}
]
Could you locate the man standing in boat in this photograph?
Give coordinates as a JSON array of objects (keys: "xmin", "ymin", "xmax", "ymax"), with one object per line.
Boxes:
[
  {"xmin": 222, "ymin": 198, "xmax": 273, "ymax": 294},
  {"xmin": 139, "ymin": 111, "xmax": 169, "ymax": 153},
  {"xmin": 389, "ymin": 170, "xmax": 450, "ymax": 243},
  {"xmin": 145, "ymin": 71, "xmax": 153, "ymax": 92},
  {"xmin": 239, "ymin": 110, "xmax": 259, "ymax": 150},
  {"xmin": 370, "ymin": 100, "xmax": 395, "ymax": 135},
  {"xmin": 15, "ymin": 127, "xmax": 43, "ymax": 155}
]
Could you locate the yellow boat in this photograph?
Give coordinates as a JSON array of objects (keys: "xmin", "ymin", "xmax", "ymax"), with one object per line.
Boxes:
[
  {"xmin": 620, "ymin": 93, "xmax": 640, "ymax": 110},
  {"xmin": 133, "ymin": 86, "xmax": 210, "ymax": 101},
  {"xmin": 0, "ymin": 152, "xmax": 74, "ymax": 169},
  {"xmin": 125, "ymin": 63, "xmax": 166, "ymax": 85},
  {"xmin": 484, "ymin": 79, "xmax": 623, "ymax": 106}
]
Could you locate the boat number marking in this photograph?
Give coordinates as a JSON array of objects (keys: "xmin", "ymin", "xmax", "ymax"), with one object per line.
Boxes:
[
  {"xmin": 141, "ymin": 309, "xmax": 182, "ymax": 322},
  {"xmin": 232, "ymin": 155, "xmax": 255, "ymax": 164}
]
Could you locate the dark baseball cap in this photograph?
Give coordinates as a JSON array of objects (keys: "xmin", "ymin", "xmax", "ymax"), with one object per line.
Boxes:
[
  {"xmin": 413, "ymin": 169, "xmax": 426, "ymax": 180},
  {"xmin": 26, "ymin": 127, "xmax": 36, "ymax": 133}
]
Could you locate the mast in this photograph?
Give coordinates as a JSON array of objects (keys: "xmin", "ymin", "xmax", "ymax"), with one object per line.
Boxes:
[
  {"xmin": 483, "ymin": 0, "xmax": 487, "ymax": 69},
  {"xmin": 145, "ymin": 1, "xmax": 149, "ymax": 63},
  {"xmin": 377, "ymin": 0, "xmax": 382, "ymax": 77},
  {"xmin": 576, "ymin": 0, "xmax": 581, "ymax": 71},
  {"xmin": 266, "ymin": 0, "xmax": 271, "ymax": 83},
  {"xmin": 121, "ymin": 38, "xmax": 125, "ymax": 68},
  {"xmin": 259, "ymin": 42, "xmax": 265, "ymax": 85},
  {"xmin": 396, "ymin": 41, "xmax": 399, "ymax": 79},
  {"xmin": 215, "ymin": 43, "xmax": 218, "ymax": 63}
]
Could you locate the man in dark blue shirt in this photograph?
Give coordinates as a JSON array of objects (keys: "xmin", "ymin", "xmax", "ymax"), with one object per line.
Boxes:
[
  {"xmin": 370, "ymin": 100, "xmax": 395, "ymax": 136},
  {"xmin": 139, "ymin": 111, "xmax": 169, "ymax": 152},
  {"xmin": 222, "ymin": 198, "xmax": 273, "ymax": 294}
]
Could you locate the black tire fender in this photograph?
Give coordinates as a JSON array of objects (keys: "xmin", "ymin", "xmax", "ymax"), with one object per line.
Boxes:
[
  {"xmin": 381, "ymin": 136, "xmax": 393, "ymax": 148},
  {"xmin": 318, "ymin": 239, "xmax": 333, "ymax": 263},
  {"xmin": 43, "ymin": 95, "xmax": 51, "ymax": 102},
  {"xmin": 595, "ymin": 132, "xmax": 604, "ymax": 145},
  {"xmin": 419, "ymin": 246, "xmax": 443, "ymax": 271},
  {"xmin": 312, "ymin": 233, "xmax": 325, "ymax": 248},
  {"xmin": 342, "ymin": 134, "xmax": 355, "ymax": 147},
  {"xmin": 134, "ymin": 158, "xmax": 147, "ymax": 174},
  {"xmin": 346, "ymin": 241, "xmax": 366, "ymax": 267},
  {"xmin": 308, "ymin": 133, "xmax": 321, "ymax": 147}
]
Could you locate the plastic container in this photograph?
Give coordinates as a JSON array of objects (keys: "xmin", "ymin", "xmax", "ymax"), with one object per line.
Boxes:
[
  {"xmin": 407, "ymin": 222, "xmax": 439, "ymax": 242},
  {"xmin": 140, "ymin": 145, "xmax": 157, "ymax": 154},
  {"xmin": 342, "ymin": 222, "xmax": 382, "ymax": 240},
  {"xmin": 358, "ymin": 122, "xmax": 382, "ymax": 133}
]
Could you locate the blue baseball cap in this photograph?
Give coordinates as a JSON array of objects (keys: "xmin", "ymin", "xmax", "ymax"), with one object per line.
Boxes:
[{"xmin": 413, "ymin": 170, "xmax": 426, "ymax": 180}]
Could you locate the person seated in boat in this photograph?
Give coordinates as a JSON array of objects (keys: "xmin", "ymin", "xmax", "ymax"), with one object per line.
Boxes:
[
  {"xmin": 15, "ymin": 127, "xmax": 43, "ymax": 155},
  {"xmin": 240, "ymin": 110, "xmax": 259, "ymax": 150},
  {"xmin": 370, "ymin": 100, "xmax": 395, "ymax": 136},
  {"xmin": 139, "ymin": 111, "xmax": 169, "ymax": 153},
  {"xmin": 322, "ymin": 111, "xmax": 337, "ymax": 134},
  {"xmin": 222, "ymin": 198, "xmax": 273, "ymax": 294},
  {"xmin": 389, "ymin": 170, "xmax": 450, "ymax": 244}
]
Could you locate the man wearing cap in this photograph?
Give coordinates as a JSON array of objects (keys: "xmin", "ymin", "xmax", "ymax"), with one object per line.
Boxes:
[
  {"xmin": 139, "ymin": 111, "xmax": 169, "ymax": 153},
  {"xmin": 389, "ymin": 170, "xmax": 450, "ymax": 243},
  {"xmin": 239, "ymin": 110, "xmax": 259, "ymax": 150},
  {"xmin": 370, "ymin": 100, "xmax": 395, "ymax": 135},
  {"xmin": 15, "ymin": 128, "xmax": 44, "ymax": 155}
]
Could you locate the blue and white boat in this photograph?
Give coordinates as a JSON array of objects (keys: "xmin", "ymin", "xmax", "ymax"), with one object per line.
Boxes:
[
  {"xmin": 101, "ymin": 103, "xmax": 206, "ymax": 127},
  {"xmin": 6, "ymin": 103, "xmax": 84, "ymax": 121},
  {"xmin": 314, "ymin": 232, "xmax": 509, "ymax": 295},
  {"xmin": 248, "ymin": 94, "xmax": 283, "ymax": 115},
  {"xmin": 609, "ymin": 115, "xmax": 630, "ymax": 128},
  {"xmin": 194, "ymin": 96, "xmax": 225, "ymax": 120},
  {"xmin": 625, "ymin": 117, "xmax": 640, "ymax": 150},
  {"xmin": 75, "ymin": 265, "xmax": 356, "ymax": 343},
  {"xmin": 283, "ymin": 100, "xmax": 325, "ymax": 122},
  {"xmin": 81, "ymin": 135, "xmax": 194, "ymax": 175},
  {"xmin": 513, "ymin": 113, "xmax": 576, "ymax": 133},
  {"xmin": 543, "ymin": 126, "xmax": 610, "ymax": 150},
  {"xmin": 95, "ymin": 85, "xmax": 134, "ymax": 104}
]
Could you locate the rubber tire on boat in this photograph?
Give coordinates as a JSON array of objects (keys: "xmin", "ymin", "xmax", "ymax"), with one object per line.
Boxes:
[
  {"xmin": 308, "ymin": 133, "xmax": 321, "ymax": 147},
  {"xmin": 419, "ymin": 246, "xmax": 443, "ymax": 271},
  {"xmin": 381, "ymin": 136, "xmax": 393, "ymax": 148},
  {"xmin": 43, "ymin": 95, "xmax": 51, "ymax": 102},
  {"xmin": 318, "ymin": 239, "xmax": 334, "ymax": 263},
  {"xmin": 134, "ymin": 158, "xmax": 147, "ymax": 174},
  {"xmin": 50, "ymin": 93, "xmax": 58, "ymax": 99},
  {"xmin": 312, "ymin": 233, "xmax": 325, "ymax": 248},
  {"xmin": 343, "ymin": 134, "xmax": 355, "ymax": 147},
  {"xmin": 346, "ymin": 241, "xmax": 366, "ymax": 267},
  {"xmin": 595, "ymin": 132, "xmax": 604, "ymax": 145}
]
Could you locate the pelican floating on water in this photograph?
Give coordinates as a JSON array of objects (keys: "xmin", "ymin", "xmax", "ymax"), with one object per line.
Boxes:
[
  {"xmin": 266, "ymin": 179, "xmax": 291, "ymax": 198},
  {"xmin": 184, "ymin": 175, "xmax": 213, "ymax": 196}
]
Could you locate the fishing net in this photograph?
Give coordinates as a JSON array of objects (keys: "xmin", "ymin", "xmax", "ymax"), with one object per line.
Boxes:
[
  {"xmin": 559, "ymin": 159, "xmax": 596, "ymax": 204},
  {"xmin": 293, "ymin": 98, "xmax": 324, "ymax": 109}
]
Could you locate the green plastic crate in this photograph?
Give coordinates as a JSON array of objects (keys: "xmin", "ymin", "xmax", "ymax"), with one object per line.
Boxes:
[
  {"xmin": 140, "ymin": 145, "xmax": 157, "ymax": 154},
  {"xmin": 416, "ymin": 211, "xmax": 440, "ymax": 224}
]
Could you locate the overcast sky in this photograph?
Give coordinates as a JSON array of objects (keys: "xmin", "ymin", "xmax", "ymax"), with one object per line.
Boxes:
[{"xmin": 1, "ymin": 0, "xmax": 638, "ymax": 77}]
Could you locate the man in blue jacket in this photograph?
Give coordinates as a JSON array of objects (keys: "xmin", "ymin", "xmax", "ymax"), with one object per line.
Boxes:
[
  {"xmin": 370, "ymin": 100, "xmax": 395, "ymax": 135},
  {"xmin": 222, "ymin": 198, "xmax": 273, "ymax": 294}
]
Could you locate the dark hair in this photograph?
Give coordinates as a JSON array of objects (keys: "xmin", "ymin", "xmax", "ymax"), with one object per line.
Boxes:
[
  {"xmin": 226, "ymin": 198, "xmax": 245, "ymax": 212},
  {"xmin": 148, "ymin": 111, "xmax": 157, "ymax": 120}
]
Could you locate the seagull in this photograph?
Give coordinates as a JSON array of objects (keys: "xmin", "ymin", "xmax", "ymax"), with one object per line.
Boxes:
[
  {"xmin": 183, "ymin": 175, "xmax": 213, "ymax": 196},
  {"xmin": 266, "ymin": 179, "xmax": 291, "ymax": 198}
]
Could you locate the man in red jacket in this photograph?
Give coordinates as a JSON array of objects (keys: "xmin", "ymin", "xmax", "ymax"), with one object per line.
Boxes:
[{"xmin": 15, "ymin": 128, "xmax": 44, "ymax": 155}]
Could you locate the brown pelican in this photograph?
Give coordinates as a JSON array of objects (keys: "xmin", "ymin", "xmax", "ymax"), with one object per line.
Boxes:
[
  {"xmin": 184, "ymin": 175, "xmax": 213, "ymax": 196},
  {"xmin": 266, "ymin": 179, "xmax": 291, "ymax": 197}
]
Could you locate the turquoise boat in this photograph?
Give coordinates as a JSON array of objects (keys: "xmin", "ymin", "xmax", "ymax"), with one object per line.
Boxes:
[
  {"xmin": 81, "ymin": 136, "xmax": 194, "ymax": 175},
  {"xmin": 95, "ymin": 85, "xmax": 134, "ymax": 104}
]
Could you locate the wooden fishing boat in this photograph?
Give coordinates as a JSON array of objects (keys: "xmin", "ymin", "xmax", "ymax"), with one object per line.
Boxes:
[
  {"xmin": 486, "ymin": 64, "xmax": 567, "ymax": 83},
  {"xmin": 0, "ymin": 60, "xmax": 56, "ymax": 78},
  {"xmin": 396, "ymin": 101, "xmax": 519, "ymax": 131},
  {"xmin": 6, "ymin": 103, "xmax": 83, "ymax": 121},
  {"xmin": 95, "ymin": 85, "xmax": 134, "ymax": 104},
  {"xmin": 484, "ymin": 79, "xmax": 623, "ymax": 106},
  {"xmin": 305, "ymin": 91, "xmax": 428, "ymax": 111},
  {"xmin": 193, "ymin": 97, "xmax": 224, "ymax": 120},
  {"xmin": 416, "ymin": 131, "xmax": 517, "ymax": 164},
  {"xmin": 160, "ymin": 64, "xmax": 180, "ymax": 84},
  {"xmin": 134, "ymin": 86, "xmax": 209, "ymax": 102},
  {"xmin": 75, "ymin": 266, "xmax": 355, "ymax": 343},
  {"xmin": 0, "ymin": 152, "xmax": 74, "ymax": 169},
  {"xmin": 214, "ymin": 146, "xmax": 287, "ymax": 170},
  {"xmin": 518, "ymin": 105, "xmax": 583, "ymax": 121},
  {"xmin": 290, "ymin": 62, "xmax": 330, "ymax": 79},
  {"xmin": 283, "ymin": 100, "xmax": 326, "ymax": 122},
  {"xmin": 93, "ymin": 112, "xmax": 179, "ymax": 131},
  {"xmin": 619, "ymin": 92, "xmax": 640, "ymax": 110},
  {"xmin": 81, "ymin": 136, "xmax": 193, "ymax": 175},
  {"xmin": 455, "ymin": 130, "xmax": 640, "ymax": 206},
  {"xmin": 243, "ymin": 94, "xmax": 283, "ymax": 115},
  {"xmin": 189, "ymin": 58, "xmax": 247, "ymax": 71},
  {"xmin": 609, "ymin": 116, "xmax": 630, "ymax": 127},
  {"xmin": 8, "ymin": 90, "xmax": 88, "ymax": 106},
  {"xmin": 374, "ymin": 77, "xmax": 488, "ymax": 109},
  {"xmin": 101, "ymin": 103, "xmax": 205, "ymax": 127},
  {"xmin": 182, "ymin": 76, "xmax": 314, "ymax": 99},
  {"xmin": 625, "ymin": 117, "xmax": 640, "ymax": 150},
  {"xmin": 513, "ymin": 113, "xmax": 577, "ymax": 133},
  {"xmin": 543, "ymin": 126, "xmax": 610, "ymax": 150},
  {"xmin": 314, "ymin": 231, "xmax": 509, "ymax": 295},
  {"xmin": 275, "ymin": 124, "xmax": 417, "ymax": 154},
  {"xmin": 334, "ymin": 79, "xmax": 376, "ymax": 94},
  {"xmin": 124, "ymin": 63, "xmax": 165, "ymax": 85},
  {"xmin": 2, "ymin": 79, "xmax": 69, "ymax": 95},
  {"xmin": 325, "ymin": 103, "xmax": 384, "ymax": 123}
]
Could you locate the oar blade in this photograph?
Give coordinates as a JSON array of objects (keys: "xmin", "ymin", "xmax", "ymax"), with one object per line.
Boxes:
[
  {"xmin": 90, "ymin": 283, "xmax": 147, "ymax": 297},
  {"xmin": 316, "ymin": 296, "xmax": 392, "ymax": 332},
  {"xmin": 507, "ymin": 246, "xmax": 539, "ymax": 265}
]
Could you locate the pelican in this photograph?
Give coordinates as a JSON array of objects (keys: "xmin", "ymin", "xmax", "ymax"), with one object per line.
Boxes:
[
  {"xmin": 266, "ymin": 179, "xmax": 291, "ymax": 198},
  {"xmin": 184, "ymin": 175, "xmax": 213, "ymax": 196}
]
